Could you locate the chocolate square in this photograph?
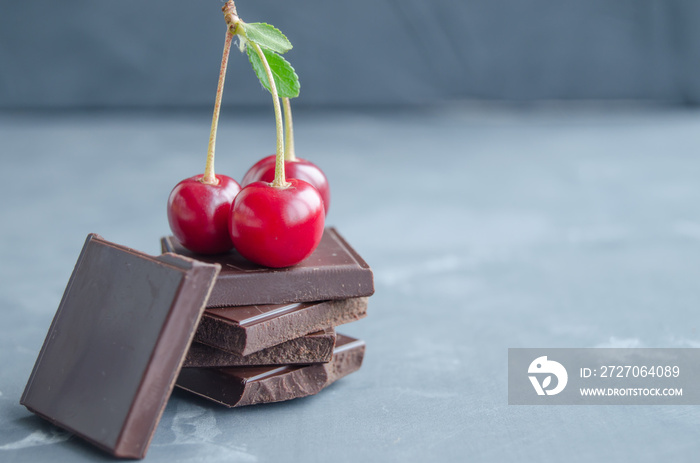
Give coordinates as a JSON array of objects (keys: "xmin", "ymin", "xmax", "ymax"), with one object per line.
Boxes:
[
  {"xmin": 196, "ymin": 297, "xmax": 368, "ymax": 356},
  {"xmin": 20, "ymin": 234, "xmax": 220, "ymax": 459},
  {"xmin": 184, "ymin": 327, "xmax": 336, "ymax": 367},
  {"xmin": 176, "ymin": 334, "xmax": 365, "ymax": 407},
  {"xmin": 161, "ymin": 227, "xmax": 374, "ymax": 307}
]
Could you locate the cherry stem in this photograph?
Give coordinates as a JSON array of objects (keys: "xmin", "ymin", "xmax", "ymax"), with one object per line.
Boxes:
[
  {"xmin": 282, "ymin": 97, "xmax": 296, "ymax": 161},
  {"xmin": 222, "ymin": 1, "xmax": 240, "ymax": 34},
  {"xmin": 252, "ymin": 42, "xmax": 288, "ymax": 188},
  {"xmin": 203, "ymin": 28, "xmax": 234, "ymax": 185}
]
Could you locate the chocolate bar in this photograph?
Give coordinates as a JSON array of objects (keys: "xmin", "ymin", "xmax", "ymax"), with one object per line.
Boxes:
[
  {"xmin": 176, "ymin": 334, "xmax": 365, "ymax": 407},
  {"xmin": 161, "ymin": 227, "xmax": 374, "ymax": 307},
  {"xmin": 20, "ymin": 234, "xmax": 220, "ymax": 459},
  {"xmin": 184, "ymin": 328, "xmax": 336, "ymax": 367},
  {"xmin": 196, "ymin": 297, "xmax": 367, "ymax": 356}
]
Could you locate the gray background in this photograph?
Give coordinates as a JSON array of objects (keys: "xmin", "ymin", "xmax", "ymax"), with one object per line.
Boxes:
[
  {"xmin": 2, "ymin": 1, "xmax": 700, "ymax": 108},
  {"xmin": 1, "ymin": 1, "xmax": 700, "ymax": 462}
]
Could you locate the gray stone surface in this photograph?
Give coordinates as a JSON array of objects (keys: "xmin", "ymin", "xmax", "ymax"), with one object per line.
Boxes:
[{"xmin": 1, "ymin": 105, "xmax": 699, "ymax": 461}]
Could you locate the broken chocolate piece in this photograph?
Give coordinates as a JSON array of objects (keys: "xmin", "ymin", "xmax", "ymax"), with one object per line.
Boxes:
[
  {"xmin": 176, "ymin": 334, "xmax": 365, "ymax": 407},
  {"xmin": 161, "ymin": 227, "xmax": 374, "ymax": 307},
  {"xmin": 20, "ymin": 234, "xmax": 219, "ymax": 459},
  {"xmin": 196, "ymin": 297, "xmax": 367, "ymax": 356},
  {"xmin": 184, "ymin": 328, "xmax": 336, "ymax": 367}
]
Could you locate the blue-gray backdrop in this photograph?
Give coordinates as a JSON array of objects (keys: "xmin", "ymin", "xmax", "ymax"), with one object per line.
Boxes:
[{"xmin": 1, "ymin": 0, "xmax": 700, "ymax": 108}]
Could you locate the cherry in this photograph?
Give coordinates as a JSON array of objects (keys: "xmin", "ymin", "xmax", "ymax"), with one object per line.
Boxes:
[
  {"xmin": 167, "ymin": 18, "xmax": 239, "ymax": 254},
  {"xmin": 241, "ymin": 155, "xmax": 330, "ymax": 214},
  {"xmin": 241, "ymin": 97, "xmax": 330, "ymax": 214},
  {"xmin": 167, "ymin": 174, "xmax": 241, "ymax": 254},
  {"xmin": 229, "ymin": 179, "xmax": 324, "ymax": 267},
  {"xmin": 223, "ymin": 5, "xmax": 325, "ymax": 267}
]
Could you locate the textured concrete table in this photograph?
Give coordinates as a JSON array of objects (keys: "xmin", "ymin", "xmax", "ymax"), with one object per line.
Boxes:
[{"xmin": 1, "ymin": 105, "xmax": 699, "ymax": 462}]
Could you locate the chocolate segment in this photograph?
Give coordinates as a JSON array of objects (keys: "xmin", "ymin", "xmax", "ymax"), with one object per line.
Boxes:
[
  {"xmin": 161, "ymin": 227, "xmax": 374, "ymax": 307},
  {"xmin": 184, "ymin": 328, "xmax": 336, "ymax": 367},
  {"xmin": 20, "ymin": 234, "xmax": 219, "ymax": 460},
  {"xmin": 196, "ymin": 297, "xmax": 367, "ymax": 356},
  {"xmin": 176, "ymin": 334, "xmax": 365, "ymax": 407}
]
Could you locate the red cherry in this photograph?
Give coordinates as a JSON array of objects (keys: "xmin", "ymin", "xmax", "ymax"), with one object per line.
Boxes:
[
  {"xmin": 229, "ymin": 178, "xmax": 325, "ymax": 268},
  {"xmin": 167, "ymin": 174, "xmax": 241, "ymax": 254},
  {"xmin": 241, "ymin": 155, "xmax": 331, "ymax": 215}
]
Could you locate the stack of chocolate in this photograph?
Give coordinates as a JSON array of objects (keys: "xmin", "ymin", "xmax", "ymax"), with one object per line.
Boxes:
[
  {"xmin": 20, "ymin": 228, "xmax": 373, "ymax": 459},
  {"xmin": 161, "ymin": 227, "xmax": 374, "ymax": 406}
]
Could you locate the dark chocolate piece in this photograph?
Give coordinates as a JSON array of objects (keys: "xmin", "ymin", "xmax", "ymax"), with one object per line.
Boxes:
[
  {"xmin": 184, "ymin": 328, "xmax": 336, "ymax": 367},
  {"xmin": 196, "ymin": 297, "xmax": 367, "ymax": 356},
  {"xmin": 176, "ymin": 334, "xmax": 365, "ymax": 407},
  {"xmin": 20, "ymin": 234, "xmax": 220, "ymax": 459},
  {"xmin": 161, "ymin": 227, "xmax": 374, "ymax": 307}
]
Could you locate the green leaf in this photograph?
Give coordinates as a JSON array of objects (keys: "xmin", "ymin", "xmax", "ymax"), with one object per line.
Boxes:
[
  {"xmin": 241, "ymin": 22, "xmax": 292, "ymax": 54},
  {"xmin": 246, "ymin": 46, "xmax": 300, "ymax": 98}
]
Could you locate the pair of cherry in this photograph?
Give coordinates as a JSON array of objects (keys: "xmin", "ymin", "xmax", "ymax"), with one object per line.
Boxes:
[
  {"xmin": 168, "ymin": 3, "xmax": 327, "ymax": 268},
  {"xmin": 167, "ymin": 156, "xmax": 329, "ymax": 268}
]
